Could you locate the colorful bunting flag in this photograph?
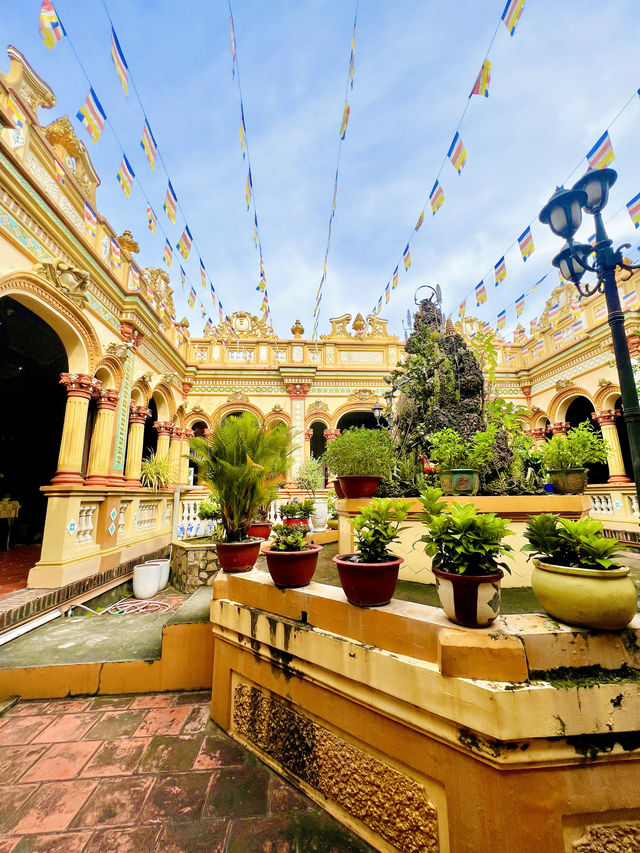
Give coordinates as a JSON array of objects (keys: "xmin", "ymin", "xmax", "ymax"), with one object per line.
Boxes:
[
  {"xmin": 622, "ymin": 291, "xmax": 638, "ymax": 311},
  {"xmin": 140, "ymin": 119, "xmax": 157, "ymax": 170},
  {"xmin": 494, "ymin": 257, "xmax": 506, "ymax": 285},
  {"xmin": 497, "ymin": 310, "xmax": 506, "ymax": 329},
  {"xmin": 470, "ymin": 59, "xmax": 491, "ymax": 98},
  {"xmin": 515, "ymin": 293, "xmax": 525, "ymax": 316},
  {"xmin": 180, "ymin": 266, "xmax": 186, "ymax": 290},
  {"xmin": 447, "ymin": 132, "xmax": 467, "ymax": 174},
  {"xmin": 415, "ymin": 211, "xmax": 424, "ymax": 231},
  {"xmin": 429, "ymin": 180, "xmax": 444, "ymax": 214},
  {"xmin": 535, "ymin": 338, "xmax": 545, "ymax": 356},
  {"xmin": 253, "ymin": 213, "xmax": 258, "ymax": 248},
  {"xmin": 594, "ymin": 303, "xmax": 607, "ymax": 322},
  {"xmin": 529, "ymin": 318, "xmax": 540, "ymax": 336},
  {"xmin": 553, "ymin": 329, "xmax": 564, "ymax": 348},
  {"xmin": 76, "ymin": 88, "xmax": 106, "ymax": 143},
  {"xmin": 163, "ymin": 239, "xmax": 172, "ymax": 267},
  {"xmin": 340, "ymin": 101, "xmax": 350, "ymax": 140},
  {"xmin": 157, "ymin": 300, "xmax": 165, "ymax": 320},
  {"xmin": 375, "ymin": 296, "xmax": 382, "ymax": 315},
  {"xmin": 83, "ymin": 200, "xmax": 97, "ymax": 238},
  {"xmin": 239, "ymin": 107, "xmax": 247, "ymax": 159},
  {"xmin": 204, "ymin": 317, "xmax": 212, "ymax": 334},
  {"xmin": 626, "ymin": 192, "xmax": 640, "ymax": 229},
  {"xmin": 116, "ymin": 154, "xmax": 135, "ymax": 197},
  {"xmin": 548, "ymin": 303, "xmax": 560, "ymax": 326},
  {"xmin": 528, "ymin": 274, "xmax": 547, "ymax": 294},
  {"xmin": 110, "ymin": 238, "xmax": 121, "ymax": 268},
  {"xmin": 245, "ymin": 169, "xmax": 252, "ymax": 209},
  {"xmin": 385, "ymin": 283, "xmax": 390, "ymax": 303},
  {"xmin": 403, "ymin": 245, "xmax": 412, "ymax": 271},
  {"xmin": 571, "ymin": 318, "xmax": 584, "ymax": 336},
  {"xmin": 513, "ymin": 327, "xmax": 525, "ymax": 343},
  {"xmin": 229, "ymin": 14, "xmax": 236, "ymax": 77},
  {"xmin": 392, "ymin": 266, "xmax": 399, "ymax": 290},
  {"xmin": 110, "ymin": 27, "xmax": 128, "ymax": 95},
  {"xmin": 200, "ymin": 302, "xmax": 206, "ymax": 319},
  {"xmin": 210, "ymin": 282, "xmax": 217, "ymax": 309},
  {"xmin": 349, "ymin": 24, "xmax": 355, "ymax": 89},
  {"xmin": 501, "ymin": 0, "xmax": 526, "ymax": 36},
  {"xmin": 475, "ymin": 281, "xmax": 487, "ymax": 305},
  {"xmin": 587, "ymin": 131, "xmax": 615, "ymax": 170},
  {"xmin": 146, "ymin": 204, "xmax": 156, "ymax": 234},
  {"xmin": 39, "ymin": 0, "xmax": 65, "ymax": 49},
  {"xmin": 188, "ymin": 286, "xmax": 196, "ymax": 308},
  {"xmin": 200, "ymin": 259, "xmax": 207, "ymax": 289},
  {"xmin": 163, "ymin": 181, "xmax": 177, "ymax": 224},
  {"xmin": 5, "ymin": 96, "xmax": 26, "ymax": 129},
  {"xmin": 459, "ymin": 299, "xmax": 466, "ymax": 318},
  {"xmin": 518, "ymin": 226, "xmax": 535, "ymax": 262},
  {"xmin": 177, "ymin": 226, "xmax": 192, "ymax": 260},
  {"xmin": 482, "ymin": 322, "xmax": 492, "ymax": 335},
  {"xmin": 569, "ymin": 300, "xmax": 582, "ymax": 319},
  {"xmin": 54, "ymin": 159, "xmax": 65, "ymax": 185},
  {"xmin": 130, "ymin": 268, "xmax": 140, "ymax": 291}
]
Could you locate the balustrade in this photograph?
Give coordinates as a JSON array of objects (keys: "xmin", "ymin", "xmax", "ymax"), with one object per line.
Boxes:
[{"xmin": 76, "ymin": 502, "xmax": 98, "ymax": 545}]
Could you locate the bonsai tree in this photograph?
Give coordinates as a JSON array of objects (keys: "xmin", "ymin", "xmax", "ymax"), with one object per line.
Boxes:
[
  {"xmin": 349, "ymin": 498, "xmax": 412, "ymax": 563},
  {"xmin": 322, "ymin": 427, "xmax": 394, "ymax": 478},
  {"xmin": 523, "ymin": 514, "xmax": 624, "ymax": 571},
  {"xmin": 417, "ymin": 487, "xmax": 513, "ymax": 575},
  {"xmin": 294, "ymin": 458, "xmax": 324, "ymax": 498},
  {"xmin": 269, "ymin": 523, "xmax": 311, "ymax": 552},
  {"xmin": 140, "ymin": 451, "xmax": 173, "ymax": 492},
  {"xmin": 539, "ymin": 421, "xmax": 609, "ymax": 470},
  {"xmin": 189, "ymin": 412, "xmax": 290, "ymax": 542}
]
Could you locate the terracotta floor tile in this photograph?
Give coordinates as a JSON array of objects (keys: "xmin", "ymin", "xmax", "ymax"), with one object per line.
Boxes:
[
  {"xmin": 139, "ymin": 772, "xmax": 212, "ymax": 824},
  {"xmin": 6, "ymin": 702, "xmax": 50, "ymax": 718},
  {"xmin": 181, "ymin": 706, "xmax": 210, "ymax": 735},
  {"xmin": 193, "ymin": 735, "xmax": 247, "ymax": 770},
  {"xmin": 71, "ymin": 775, "xmax": 154, "ymax": 828},
  {"xmin": 87, "ymin": 696, "xmax": 133, "ymax": 711},
  {"xmin": 43, "ymin": 699, "xmax": 91, "ymax": 715},
  {"xmin": 81, "ymin": 825, "xmax": 160, "ymax": 853},
  {"xmin": 137, "ymin": 735, "xmax": 203, "ymax": 774},
  {"xmin": 0, "ymin": 718, "xmax": 51, "ymax": 747},
  {"xmin": 156, "ymin": 818, "xmax": 228, "ymax": 853},
  {"xmin": 173, "ymin": 691, "xmax": 211, "ymax": 706},
  {"xmin": 224, "ymin": 816, "xmax": 295, "ymax": 853},
  {"xmin": 82, "ymin": 710, "xmax": 146, "ymax": 741},
  {"xmin": 0, "ymin": 839, "xmax": 18, "ymax": 852},
  {"xmin": 80, "ymin": 738, "xmax": 150, "ymax": 778},
  {"xmin": 129, "ymin": 694, "xmax": 177, "ymax": 710},
  {"xmin": 132, "ymin": 707, "xmax": 190, "ymax": 738},
  {"xmin": 21, "ymin": 741, "xmax": 100, "ymax": 783},
  {"xmin": 10, "ymin": 831, "xmax": 92, "ymax": 853},
  {"xmin": 7, "ymin": 779, "xmax": 98, "ymax": 835},
  {"xmin": 203, "ymin": 766, "xmax": 270, "ymax": 819},
  {"xmin": 0, "ymin": 784, "xmax": 39, "ymax": 831},
  {"xmin": 269, "ymin": 777, "xmax": 315, "ymax": 813},
  {"xmin": 32, "ymin": 713, "xmax": 102, "ymax": 745},
  {"xmin": 0, "ymin": 746, "xmax": 46, "ymax": 784}
]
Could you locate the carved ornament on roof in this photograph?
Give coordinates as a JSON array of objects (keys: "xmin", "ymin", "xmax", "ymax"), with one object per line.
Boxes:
[{"xmin": 33, "ymin": 259, "xmax": 89, "ymax": 308}]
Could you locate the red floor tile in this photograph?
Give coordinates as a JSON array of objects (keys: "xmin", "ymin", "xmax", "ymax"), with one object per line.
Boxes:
[
  {"xmin": 32, "ymin": 713, "xmax": 101, "ymax": 745},
  {"xmin": 42, "ymin": 699, "xmax": 91, "ymax": 715},
  {"xmin": 6, "ymin": 780, "xmax": 98, "ymax": 835},
  {"xmin": 87, "ymin": 696, "xmax": 134, "ymax": 711},
  {"xmin": 137, "ymin": 735, "xmax": 203, "ymax": 774},
  {"xmin": 0, "ymin": 839, "xmax": 18, "ymax": 852},
  {"xmin": 10, "ymin": 831, "xmax": 92, "ymax": 852},
  {"xmin": 71, "ymin": 775, "xmax": 154, "ymax": 829},
  {"xmin": 181, "ymin": 706, "xmax": 210, "ymax": 735},
  {"xmin": 130, "ymin": 694, "xmax": 177, "ymax": 710},
  {"xmin": 0, "ymin": 717, "xmax": 50, "ymax": 746},
  {"xmin": 156, "ymin": 818, "xmax": 229, "ymax": 853},
  {"xmin": 5, "ymin": 702, "xmax": 50, "ymax": 718},
  {"xmin": 140, "ymin": 772, "xmax": 212, "ymax": 824},
  {"xmin": 81, "ymin": 826, "xmax": 160, "ymax": 853},
  {"xmin": 132, "ymin": 707, "xmax": 190, "ymax": 738},
  {"xmin": 80, "ymin": 738, "xmax": 150, "ymax": 778},
  {"xmin": 82, "ymin": 710, "xmax": 146, "ymax": 741},
  {"xmin": 193, "ymin": 735, "xmax": 247, "ymax": 770},
  {"xmin": 0, "ymin": 745, "xmax": 46, "ymax": 784},
  {"xmin": 21, "ymin": 741, "xmax": 100, "ymax": 783},
  {"xmin": 0, "ymin": 785, "xmax": 39, "ymax": 831}
]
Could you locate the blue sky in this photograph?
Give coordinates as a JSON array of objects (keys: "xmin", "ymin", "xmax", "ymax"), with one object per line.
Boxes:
[{"xmin": 3, "ymin": 0, "xmax": 640, "ymax": 340}]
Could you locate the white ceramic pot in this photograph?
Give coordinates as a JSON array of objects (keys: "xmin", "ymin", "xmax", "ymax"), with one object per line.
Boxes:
[
  {"xmin": 310, "ymin": 501, "xmax": 328, "ymax": 532},
  {"xmin": 133, "ymin": 563, "xmax": 161, "ymax": 599},
  {"xmin": 143, "ymin": 559, "xmax": 170, "ymax": 589}
]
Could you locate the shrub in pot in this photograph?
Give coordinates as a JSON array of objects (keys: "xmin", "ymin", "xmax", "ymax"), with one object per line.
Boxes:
[
  {"xmin": 140, "ymin": 451, "xmax": 173, "ymax": 492},
  {"xmin": 539, "ymin": 421, "xmax": 609, "ymax": 494},
  {"xmin": 523, "ymin": 514, "xmax": 637, "ymax": 629},
  {"xmin": 332, "ymin": 498, "xmax": 411, "ymax": 606},
  {"xmin": 279, "ymin": 499, "xmax": 315, "ymax": 526},
  {"xmin": 417, "ymin": 487, "xmax": 513, "ymax": 627},
  {"xmin": 263, "ymin": 523, "xmax": 322, "ymax": 588},
  {"xmin": 189, "ymin": 413, "xmax": 290, "ymax": 572},
  {"xmin": 322, "ymin": 427, "xmax": 394, "ymax": 498},
  {"xmin": 295, "ymin": 458, "xmax": 328, "ymax": 530},
  {"xmin": 427, "ymin": 426, "xmax": 497, "ymax": 496},
  {"xmin": 197, "ymin": 494, "xmax": 224, "ymax": 539}
]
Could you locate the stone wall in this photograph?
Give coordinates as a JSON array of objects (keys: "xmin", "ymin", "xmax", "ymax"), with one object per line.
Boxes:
[{"xmin": 170, "ymin": 540, "xmax": 219, "ymax": 593}]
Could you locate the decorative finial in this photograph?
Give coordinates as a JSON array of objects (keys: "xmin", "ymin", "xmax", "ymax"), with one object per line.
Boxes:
[
  {"xmin": 118, "ymin": 230, "xmax": 139, "ymax": 253},
  {"xmin": 291, "ymin": 319, "xmax": 304, "ymax": 338}
]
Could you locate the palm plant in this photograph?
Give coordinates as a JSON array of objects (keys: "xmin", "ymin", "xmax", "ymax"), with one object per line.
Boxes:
[{"xmin": 189, "ymin": 413, "xmax": 290, "ymax": 542}]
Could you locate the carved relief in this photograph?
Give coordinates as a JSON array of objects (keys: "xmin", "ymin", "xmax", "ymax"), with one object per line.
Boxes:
[
  {"xmin": 555, "ymin": 378, "xmax": 571, "ymax": 391},
  {"xmin": 321, "ymin": 314, "xmax": 352, "ymax": 338},
  {"xmin": 142, "ymin": 267, "xmax": 175, "ymax": 318},
  {"xmin": 207, "ymin": 310, "xmax": 270, "ymax": 340},
  {"xmin": 228, "ymin": 391, "xmax": 249, "ymax": 403},
  {"xmin": 43, "ymin": 114, "xmax": 99, "ymax": 203},
  {"xmin": 106, "ymin": 342, "xmax": 130, "ymax": 361},
  {"xmin": 572, "ymin": 823, "xmax": 640, "ymax": 852},
  {"xmin": 162, "ymin": 372, "xmax": 179, "ymax": 386},
  {"xmin": 352, "ymin": 312, "xmax": 366, "ymax": 336},
  {"xmin": 33, "ymin": 259, "xmax": 90, "ymax": 308},
  {"xmin": 348, "ymin": 389, "xmax": 377, "ymax": 402},
  {"xmin": 540, "ymin": 282, "xmax": 579, "ymax": 328},
  {"xmin": 118, "ymin": 230, "xmax": 139, "ymax": 254},
  {"xmin": 365, "ymin": 314, "xmax": 393, "ymax": 338},
  {"xmin": 308, "ymin": 400, "xmax": 330, "ymax": 414}
]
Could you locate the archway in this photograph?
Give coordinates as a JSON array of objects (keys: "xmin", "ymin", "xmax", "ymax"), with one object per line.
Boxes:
[
  {"xmin": 142, "ymin": 398, "xmax": 159, "ymax": 458},
  {"xmin": 310, "ymin": 420, "xmax": 327, "ymax": 459},
  {"xmin": 189, "ymin": 419, "xmax": 208, "ymax": 486},
  {"xmin": 336, "ymin": 410, "xmax": 379, "ymax": 431},
  {"xmin": 564, "ymin": 395, "xmax": 608, "ymax": 484},
  {"xmin": 0, "ymin": 296, "xmax": 67, "ymax": 544}
]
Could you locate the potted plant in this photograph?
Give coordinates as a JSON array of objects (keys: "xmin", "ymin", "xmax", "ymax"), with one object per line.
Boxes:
[
  {"xmin": 262, "ymin": 523, "xmax": 322, "ymax": 588},
  {"xmin": 189, "ymin": 413, "xmax": 290, "ymax": 572},
  {"xmin": 427, "ymin": 426, "xmax": 496, "ymax": 496},
  {"xmin": 295, "ymin": 458, "xmax": 328, "ymax": 530},
  {"xmin": 523, "ymin": 514, "xmax": 637, "ymax": 629},
  {"xmin": 279, "ymin": 499, "xmax": 315, "ymax": 526},
  {"xmin": 197, "ymin": 494, "xmax": 223, "ymax": 537},
  {"xmin": 538, "ymin": 421, "xmax": 609, "ymax": 494},
  {"xmin": 327, "ymin": 490, "xmax": 338, "ymax": 530},
  {"xmin": 417, "ymin": 487, "xmax": 513, "ymax": 627},
  {"xmin": 322, "ymin": 427, "xmax": 394, "ymax": 499},
  {"xmin": 140, "ymin": 451, "xmax": 173, "ymax": 492},
  {"xmin": 332, "ymin": 498, "xmax": 411, "ymax": 606}
]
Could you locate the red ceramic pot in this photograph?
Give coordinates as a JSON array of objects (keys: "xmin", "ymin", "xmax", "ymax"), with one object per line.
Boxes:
[
  {"xmin": 282, "ymin": 517, "xmax": 309, "ymax": 527},
  {"xmin": 333, "ymin": 479, "xmax": 345, "ymax": 499},
  {"xmin": 248, "ymin": 522, "xmax": 272, "ymax": 539},
  {"xmin": 332, "ymin": 553, "xmax": 402, "ymax": 607},
  {"xmin": 337, "ymin": 475, "xmax": 381, "ymax": 499},
  {"xmin": 263, "ymin": 544, "xmax": 322, "ymax": 588},
  {"xmin": 215, "ymin": 539, "xmax": 261, "ymax": 573}
]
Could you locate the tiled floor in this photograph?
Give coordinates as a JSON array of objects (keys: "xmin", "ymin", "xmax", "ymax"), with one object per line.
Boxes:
[
  {"xmin": 0, "ymin": 547, "xmax": 41, "ymax": 599},
  {"xmin": 0, "ymin": 691, "xmax": 373, "ymax": 852}
]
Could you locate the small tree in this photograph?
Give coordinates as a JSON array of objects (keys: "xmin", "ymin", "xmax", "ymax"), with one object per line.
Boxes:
[{"xmin": 294, "ymin": 458, "xmax": 324, "ymax": 498}]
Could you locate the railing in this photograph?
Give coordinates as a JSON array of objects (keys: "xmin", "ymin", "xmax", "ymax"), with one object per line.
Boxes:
[
  {"xmin": 137, "ymin": 500, "xmax": 158, "ymax": 530},
  {"xmin": 587, "ymin": 484, "xmax": 640, "ymax": 549},
  {"xmin": 76, "ymin": 501, "xmax": 98, "ymax": 545}
]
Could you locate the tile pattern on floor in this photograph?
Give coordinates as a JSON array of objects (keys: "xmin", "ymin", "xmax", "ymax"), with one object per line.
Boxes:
[{"xmin": 0, "ymin": 691, "xmax": 374, "ymax": 852}]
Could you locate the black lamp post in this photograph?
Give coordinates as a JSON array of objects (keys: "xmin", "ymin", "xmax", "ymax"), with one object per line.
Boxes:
[
  {"xmin": 372, "ymin": 402, "xmax": 384, "ymax": 427},
  {"xmin": 539, "ymin": 168, "xmax": 640, "ymax": 508}
]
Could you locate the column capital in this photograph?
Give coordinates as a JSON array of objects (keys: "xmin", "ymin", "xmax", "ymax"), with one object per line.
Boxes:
[
  {"xmin": 304, "ymin": 428, "xmax": 313, "ymax": 440},
  {"xmin": 171, "ymin": 427, "xmax": 194, "ymax": 441},
  {"xmin": 549, "ymin": 421, "xmax": 570, "ymax": 436},
  {"xmin": 96, "ymin": 389, "xmax": 120, "ymax": 411},
  {"xmin": 153, "ymin": 420, "xmax": 174, "ymax": 436},
  {"xmin": 529, "ymin": 428, "xmax": 546, "ymax": 441},
  {"xmin": 591, "ymin": 409, "xmax": 619, "ymax": 427},
  {"xmin": 120, "ymin": 320, "xmax": 143, "ymax": 349},
  {"xmin": 182, "ymin": 380, "xmax": 193, "ymax": 398},
  {"xmin": 129, "ymin": 405, "xmax": 152, "ymax": 424},
  {"xmin": 324, "ymin": 428, "xmax": 341, "ymax": 441},
  {"xmin": 286, "ymin": 383, "xmax": 311, "ymax": 398},
  {"xmin": 59, "ymin": 373, "xmax": 102, "ymax": 400}
]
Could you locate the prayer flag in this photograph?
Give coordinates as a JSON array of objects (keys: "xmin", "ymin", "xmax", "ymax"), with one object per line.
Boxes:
[
  {"xmin": 429, "ymin": 180, "xmax": 444, "ymax": 214},
  {"xmin": 163, "ymin": 181, "xmax": 177, "ymax": 224},
  {"xmin": 239, "ymin": 107, "xmax": 247, "ymax": 158},
  {"xmin": 518, "ymin": 226, "xmax": 535, "ymax": 261},
  {"xmin": 587, "ymin": 131, "xmax": 615, "ymax": 170},
  {"xmin": 200, "ymin": 259, "xmax": 206, "ymax": 289},
  {"xmin": 385, "ymin": 283, "xmax": 390, "ymax": 303},
  {"xmin": 501, "ymin": 0, "xmax": 526, "ymax": 36},
  {"xmin": 482, "ymin": 322, "xmax": 492, "ymax": 335},
  {"xmin": 110, "ymin": 28, "xmax": 128, "ymax": 95},
  {"xmin": 340, "ymin": 101, "xmax": 350, "ymax": 140},
  {"xmin": 180, "ymin": 266, "xmax": 186, "ymax": 289},
  {"xmin": 210, "ymin": 282, "xmax": 217, "ymax": 308},
  {"xmin": 163, "ymin": 239, "xmax": 172, "ymax": 267},
  {"xmin": 448, "ymin": 132, "xmax": 467, "ymax": 174},
  {"xmin": 77, "ymin": 88, "xmax": 106, "ymax": 143},
  {"xmin": 571, "ymin": 318, "xmax": 584, "ymax": 336},
  {"xmin": 376, "ymin": 296, "xmax": 382, "ymax": 315},
  {"xmin": 5, "ymin": 96, "xmax": 26, "ymax": 129},
  {"xmin": 204, "ymin": 317, "xmax": 212, "ymax": 333},
  {"xmin": 177, "ymin": 226, "xmax": 192, "ymax": 260},
  {"xmin": 130, "ymin": 268, "xmax": 140, "ymax": 291},
  {"xmin": 494, "ymin": 257, "xmax": 506, "ymax": 285},
  {"xmin": 535, "ymin": 338, "xmax": 545, "ymax": 356},
  {"xmin": 528, "ymin": 274, "xmax": 547, "ymax": 294},
  {"xmin": 530, "ymin": 318, "xmax": 540, "ymax": 336},
  {"xmin": 594, "ymin": 304, "xmax": 607, "ymax": 322},
  {"xmin": 553, "ymin": 329, "xmax": 563, "ymax": 347},
  {"xmin": 415, "ymin": 210, "xmax": 424, "ymax": 231},
  {"xmin": 403, "ymin": 244, "xmax": 412, "ymax": 271},
  {"xmin": 54, "ymin": 159, "xmax": 65, "ymax": 185},
  {"xmin": 515, "ymin": 294, "xmax": 525, "ymax": 316},
  {"xmin": 253, "ymin": 213, "xmax": 258, "ymax": 248},
  {"xmin": 110, "ymin": 238, "xmax": 121, "ymax": 268},
  {"xmin": 245, "ymin": 169, "xmax": 252, "ymax": 209},
  {"xmin": 470, "ymin": 59, "xmax": 491, "ymax": 98},
  {"xmin": 158, "ymin": 300, "xmax": 165, "ymax": 319},
  {"xmin": 392, "ymin": 266, "xmax": 399, "ymax": 290},
  {"xmin": 475, "ymin": 281, "xmax": 487, "ymax": 305},
  {"xmin": 188, "ymin": 286, "xmax": 196, "ymax": 308},
  {"xmin": 200, "ymin": 302, "xmax": 206, "ymax": 319},
  {"xmin": 229, "ymin": 14, "xmax": 236, "ymax": 77},
  {"xmin": 116, "ymin": 154, "xmax": 135, "ymax": 197},
  {"xmin": 626, "ymin": 192, "xmax": 640, "ymax": 228},
  {"xmin": 569, "ymin": 300, "xmax": 581, "ymax": 319},
  {"xmin": 140, "ymin": 119, "xmax": 157, "ymax": 170},
  {"xmin": 622, "ymin": 291, "xmax": 638, "ymax": 311},
  {"xmin": 548, "ymin": 303, "xmax": 560, "ymax": 325},
  {"xmin": 39, "ymin": 0, "xmax": 65, "ymax": 49},
  {"xmin": 459, "ymin": 299, "xmax": 466, "ymax": 318},
  {"xmin": 514, "ymin": 326, "xmax": 525, "ymax": 343},
  {"xmin": 146, "ymin": 205, "xmax": 156, "ymax": 234},
  {"xmin": 497, "ymin": 310, "xmax": 506, "ymax": 329},
  {"xmin": 84, "ymin": 200, "xmax": 97, "ymax": 237}
]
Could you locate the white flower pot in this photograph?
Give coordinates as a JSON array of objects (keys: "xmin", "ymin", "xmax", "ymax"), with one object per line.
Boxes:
[
  {"xmin": 143, "ymin": 559, "xmax": 170, "ymax": 589},
  {"xmin": 310, "ymin": 501, "xmax": 328, "ymax": 532},
  {"xmin": 133, "ymin": 563, "xmax": 161, "ymax": 599}
]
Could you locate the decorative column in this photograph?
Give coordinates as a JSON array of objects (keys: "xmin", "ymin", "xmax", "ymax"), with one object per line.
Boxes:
[
  {"xmin": 304, "ymin": 428, "xmax": 313, "ymax": 460},
  {"xmin": 52, "ymin": 373, "xmax": 102, "ymax": 485},
  {"xmin": 124, "ymin": 406, "xmax": 152, "ymax": 487},
  {"xmin": 180, "ymin": 428, "xmax": 195, "ymax": 485},
  {"xmin": 85, "ymin": 390, "xmax": 120, "ymax": 486},
  {"xmin": 524, "ymin": 427, "xmax": 546, "ymax": 448},
  {"xmin": 286, "ymin": 383, "xmax": 311, "ymax": 477},
  {"xmin": 169, "ymin": 427, "xmax": 184, "ymax": 484},
  {"xmin": 592, "ymin": 410, "xmax": 630, "ymax": 484},
  {"xmin": 548, "ymin": 422, "xmax": 570, "ymax": 436},
  {"xmin": 154, "ymin": 421, "xmax": 173, "ymax": 460},
  {"xmin": 324, "ymin": 428, "xmax": 341, "ymax": 442}
]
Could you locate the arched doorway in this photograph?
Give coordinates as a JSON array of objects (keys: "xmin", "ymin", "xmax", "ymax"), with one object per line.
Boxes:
[
  {"xmin": 142, "ymin": 398, "xmax": 159, "ymax": 458},
  {"xmin": 189, "ymin": 420, "xmax": 208, "ymax": 486},
  {"xmin": 565, "ymin": 396, "xmax": 608, "ymax": 484},
  {"xmin": 0, "ymin": 296, "xmax": 67, "ymax": 544},
  {"xmin": 309, "ymin": 421, "xmax": 327, "ymax": 459},
  {"xmin": 336, "ymin": 410, "xmax": 379, "ymax": 431}
]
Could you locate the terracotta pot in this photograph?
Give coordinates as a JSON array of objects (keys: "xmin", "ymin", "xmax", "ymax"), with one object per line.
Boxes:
[
  {"xmin": 532, "ymin": 558, "xmax": 637, "ymax": 630},
  {"xmin": 247, "ymin": 522, "xmax": 271, "ymax": 539},
  {"xmin": 282, "ymin": 517, "xmax": 309, "ymax": 527},
  {"xmin": 263, "ymin": 544, "xmax": 322, "ymax": 588},
  {"xmin": 332, "ymin": 553, "xmax": 402, "ymax": 607},
  {"xmin": 547, "ymin": 467, "xmax": 588, "ymax": 495},
  {"xmin": 439, "ymin": 469, "xmax": 479, "ymax": 496},
  {"xmin": 333, "ymin": 479, "xmax": 346, "ymax": 499},
  {"xmin": 337, "ymin": 475, "xmax": 381, "ymax": 499},
  {"xmin": 215, "ymin": 539, "xmax": 261, "ymax": 573},
  {"xmin": 433, "ymin": 567, "xmax": 503, "ymax": 627}
]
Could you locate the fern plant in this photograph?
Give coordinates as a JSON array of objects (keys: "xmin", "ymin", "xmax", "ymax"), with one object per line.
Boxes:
[
  {"xmin": 189, "ymin": 413, "xmax": 290, "ymax": 542},
  {"xmin": 523, "ymin": 514, "xmax": 624, "ymax": 571},
  {"xmin": 140, "ymin": 451, "xmax": 173, "ymax": 492}
]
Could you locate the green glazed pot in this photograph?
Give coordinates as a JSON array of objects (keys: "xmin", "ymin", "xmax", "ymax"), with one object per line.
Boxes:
[
  {"xmin": 438, "ymin": 469, "xmax": 479, "ymax": 496},
  {"xmin": 547, "ymin": 467, "xmax": 588, "ymax": 495},
  {"xmin": 531, "ymin": 558, "xmax": 638, "ymax": 630}
]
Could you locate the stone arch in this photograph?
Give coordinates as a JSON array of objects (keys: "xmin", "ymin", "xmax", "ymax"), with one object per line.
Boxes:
[
  {"xmin": 150, "ymin": 381, "xmax": 176, "ymax": 421},
  {"xmin": 131, "ymin": 375, "xmax": 152, "ymax": 406},
  {"xmin": 304, "ymin": 411, "xmax": 330, "ymax": 429},
  {"xmin": 530, "ymin": 411, "xmax": 551, "ymax": 430},
  {"xmin": 594, "ymin": 383, "xmax": 622, "ymax": 412},
  {"xmin": 184, "ymin": 410, "xmax": 211, "ymax": 430},
  {"xmin": 265, "ymin": 410, "xmax": 292, "ymax": 428},
  {"xmin": 211, "ymin": 401, "xmax": 265, "ymax": 424},
  {"xmin": 94, "ymin": 354, "xmax": 124, "ymax": 392},
  {"xmin": 0, "ymin": 270, "xmax": 100, "ymax": 372},
  {"xmin": 547, "ymin": 387, "xmax": 594, "ymax": 423},
  {"xmin": 331, "ymin": 403, "xmax": 378, "ymax": 431}
]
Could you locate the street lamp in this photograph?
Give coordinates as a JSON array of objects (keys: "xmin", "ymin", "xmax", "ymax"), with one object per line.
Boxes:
[
  {"xmin": 539, "ymin": 168, "xmax": 640, "ymax": 508},
  {"xmin": 372, "ymin": 402, "xmax": 384, "ymax": 426}
]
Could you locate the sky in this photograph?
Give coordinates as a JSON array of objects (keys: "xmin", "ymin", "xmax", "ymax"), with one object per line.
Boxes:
[{"xmin": 2, "ymin": 0, "xmax": 640, "ymax": 341}]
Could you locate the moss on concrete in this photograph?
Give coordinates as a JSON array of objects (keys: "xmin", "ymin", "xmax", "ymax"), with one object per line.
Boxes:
[{"xmin": 530, "ymin": 663, "xmax": 640, "ymax": 689}]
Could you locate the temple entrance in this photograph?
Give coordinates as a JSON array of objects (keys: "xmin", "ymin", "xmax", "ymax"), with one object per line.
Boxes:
[
  {"xmin": 0, "ymin": 297, "xmax": 67, "ymax": 546},
  {"xmin": 336, "ymin": 410, "xmax": 379, "ymax": 431},
  {"xmin": 564, "ymin": 395, "xmax": 608, "ymax": 484}
]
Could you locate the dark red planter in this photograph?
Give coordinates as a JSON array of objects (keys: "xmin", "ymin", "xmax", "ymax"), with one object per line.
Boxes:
[
  {"xmin": 282, "ymin": 517, "xmax": 309, "ymax": 527},
  {"xmin": 333, "ymin": 479, "xmax": 345, "ymax": 499},
  {"xmin": 263, "ymin": 544, "xmax": 322, "ymax": 588},
  {"xmin": 337, "ymin": 475, "xmax": 381, "ymax": 499},
  {"xmin": 248, "ymin": 522, "xmax": 272, "ymax": 539},
  {"xmin": 215, "ymin": 539, "xmax": 261, "ymax": 573},
  {"xmin": 332, "ymin": 553, "xmax": 402, "ymax": 607}
]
